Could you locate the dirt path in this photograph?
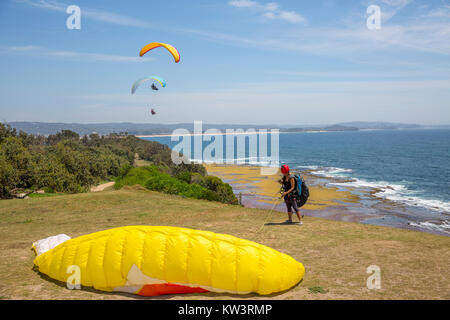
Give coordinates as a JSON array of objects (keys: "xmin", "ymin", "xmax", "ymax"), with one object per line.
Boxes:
[{"xmin": 90, "ymin": 181, "xmax": 115, "ymax": 192}]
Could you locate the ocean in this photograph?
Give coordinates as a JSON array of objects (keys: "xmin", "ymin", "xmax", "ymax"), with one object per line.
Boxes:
[{"xmin": 141, "ymin": 128, "xmax": 450, "ymax": 236}]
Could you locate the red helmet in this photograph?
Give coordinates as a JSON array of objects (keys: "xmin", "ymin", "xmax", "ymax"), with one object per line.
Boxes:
[{"xmin": 281, "ymin": 164, "xmax": 290, "ymax": 174}]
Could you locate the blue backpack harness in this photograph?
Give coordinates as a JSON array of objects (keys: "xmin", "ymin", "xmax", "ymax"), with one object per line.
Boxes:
[{"xmin": 282, "ymin": 174, "xmax": 309, "ymax": 208}]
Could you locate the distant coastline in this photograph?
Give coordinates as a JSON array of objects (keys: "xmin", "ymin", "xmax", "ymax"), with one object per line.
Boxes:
[
  {"xmin": 136, "ymin": 130, "xmax": 331, "ymax": 138},
  {"xmin": 5, "ymin": 121, "xmax": 433, "ymax": 137}
]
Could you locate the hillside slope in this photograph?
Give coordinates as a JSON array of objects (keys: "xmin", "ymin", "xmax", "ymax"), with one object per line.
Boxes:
[{"xmin": 0, "ymin": 188, "xmax": 448, "ymax": 300}]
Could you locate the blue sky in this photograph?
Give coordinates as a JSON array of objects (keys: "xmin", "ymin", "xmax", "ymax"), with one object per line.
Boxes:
[{"xmin": 0, "ymin": 0, "xmax": 450, "ymax": 125}]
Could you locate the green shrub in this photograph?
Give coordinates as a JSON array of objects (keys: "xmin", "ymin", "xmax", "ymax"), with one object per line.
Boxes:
[
  {"xmin": 118, "ymin": 163, "xmax": 133, "ymax": 179},
  {"xmin": 43, "ymin": 187, "xmax": 55, "ymax": 193},
  {"xmin": 191, "ymin": 173, "xmax": 238, "ymax": 205},
  {"xmin": 115, "ymin": 165, "xmax": 236, "ymax": 204},
  {"xmin": 175, "ymin": 171, "xmax": 192, "ymax": 184},
  {"xmin": 114, "ymin": 166, "xmax": 157, "ymax": 189}
]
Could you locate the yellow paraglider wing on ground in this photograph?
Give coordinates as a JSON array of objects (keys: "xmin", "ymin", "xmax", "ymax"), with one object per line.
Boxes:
[{"xmin": 33, "ymin": 226, "xmax": 304, "ymax": 296}]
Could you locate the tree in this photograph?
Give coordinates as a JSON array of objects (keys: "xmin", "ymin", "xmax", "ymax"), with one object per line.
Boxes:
[
  {"xmin": 0, "ymin": 153, "xmax": 18, "ymax": 198},
  {"xmin": 47, "ymin": 130, "xmax": 80, "ymax": 145},
  {"xmin": 0, "ymin": 123, "xmax": 17, "ymax": 144},
  {"xmin": 0, "ymin": 137, "xmax": 34, "ymax": 189}
]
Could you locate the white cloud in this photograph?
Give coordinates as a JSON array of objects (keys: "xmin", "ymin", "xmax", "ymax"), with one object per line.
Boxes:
[
  {"xmin": 426, "ymin": 6, "xmax": 450, "ymax": 18},
  {"xmin": 183, "ymin": 18, "xmax": 450, "ymax": 58},
  {"xmin": 277, "ymin": 11, "xmax": 305, "ymax": 24},
  {"xmin": 46, "ymin": 51, "xmax": 152, "ymax": 62},
  {"xmin": 267, "ymin": 69, "xmax": 450, "ymax": 79},
  {"xmin": 379, "ymin": 0, "xmax": 410, "ymax": 6},
  {"xmin": 264, "ymin": 2, "xmax": 279, "ymax": 11},
  {"xmin": 359, "ymin": 0, "xmax": 412, "ymax": 22},
  {"xmin": 263, "ymin": 11, "xmax": 276, "ymax": 19},
  {"xmin": 229, "ymin": 0, "xmax": 258, "ymax": 8},
  {"xmin": 229, "ymin": 0, "xmax": 306, "ymax": 24},
  {"xmin": 17, "ymin": 0, "xmax": 66, "ymax": 11},
  {"xmin": 384, "ymin": 0, "xmax": 411, "ymax": 20},
  {"xmin": 82, "ymin": 8, "xmax": 151, "ymax": 28},
  {"xmin": 7, "ymin": 45, "xmax": 42, "ymax": 51},
  {"xmin": 3, "ymin": 45, "xmax": 154, "ymax": 62},
  {"xmin": 185, "ymin": 0, "xmax": 450, "ymax": 59},
  {"xmin": 14, "ymin": 0, "xmax": 152, "ymax": 28}
]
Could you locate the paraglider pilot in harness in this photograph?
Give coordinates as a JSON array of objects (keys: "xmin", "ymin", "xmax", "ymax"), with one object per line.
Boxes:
[
  {"xmin": 151, "ymin": 83, "xmax": 159, "ymax": 91},
  {"xmin": 279, "ymin": 164, "xmax": 303, "ymax": 224}
]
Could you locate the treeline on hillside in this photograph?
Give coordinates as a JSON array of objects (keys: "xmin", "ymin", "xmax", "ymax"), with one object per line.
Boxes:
[{"xmin": 0, "ymin": 123, "xmax": 210, "ymax": 200}]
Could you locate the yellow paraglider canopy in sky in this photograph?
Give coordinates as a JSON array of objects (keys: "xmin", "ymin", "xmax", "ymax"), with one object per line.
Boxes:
[{"xmin": 139, "ymin": 42, "xmax": 180, "ymax": 63}]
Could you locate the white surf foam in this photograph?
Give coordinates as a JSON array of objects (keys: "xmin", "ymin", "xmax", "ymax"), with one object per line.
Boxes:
[
  {"xmin": 408, "ymin": 220, "xmax": 450, "ymax": 234},
  {"xmin": 376, "ymin": 187, "xmax": 450, "ymax": 213},
  {"xmin": 329, "ymin": 177, "xmax": 450, "ymax": 213},
  {"xmin": 191, "ymin": 157, "xmax": 279, "ymax": 168},
  {"xmin": 300, "ymin": 166, "xmax": 353, "ymax": 178},
  {"xmin": 302, "ymin": 166, "xmax": 450, "ymax": 214}
]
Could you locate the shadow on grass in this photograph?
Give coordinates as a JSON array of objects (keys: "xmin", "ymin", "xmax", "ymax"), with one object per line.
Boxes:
[{"xmin": 265, "ymin": 222, "xmax": 302, "ymax": 226}]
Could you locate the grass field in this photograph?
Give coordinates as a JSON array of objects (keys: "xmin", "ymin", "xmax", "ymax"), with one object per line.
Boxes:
[{"xmin": 0, "ymin": 186, "xmax": 449, "ymax": 300}]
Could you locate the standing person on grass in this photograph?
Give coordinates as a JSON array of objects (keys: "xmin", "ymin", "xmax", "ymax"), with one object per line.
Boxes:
[{"xmin": 280, "ymin": 164, "xmax": 303, "ymax": 225}]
